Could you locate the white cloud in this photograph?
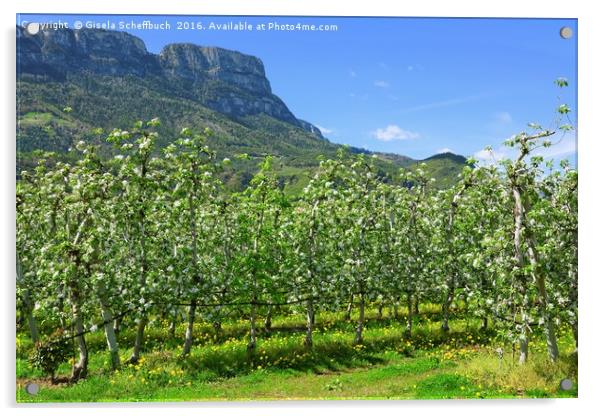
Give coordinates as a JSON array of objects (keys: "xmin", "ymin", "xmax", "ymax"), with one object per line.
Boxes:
[
  {"xmin": 374, "ymin": 80, "xmax": 390, "ymax": 88},
  {"xmin": 372, "ymin": 125, "xmax": 420, "ymax": 141},
  {"xmin": 437, "ymin": 148, "xmax": 455, "ymax": 154},
  {"xmin": 407, "ymin": 65, "xmax": 414, "ymax": 71},
  {"xmin": 349, "ymin": 69, "xmax": 357, "ymax": 77},
  {"xmin": 494, "ymin": 111, "xmax": 513, "ymax": 124},
  {"xmin": 315, "ymin": 125, "xmax": 334, "ymax": 135}
]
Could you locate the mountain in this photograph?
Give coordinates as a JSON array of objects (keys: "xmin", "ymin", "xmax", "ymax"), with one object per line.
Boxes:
[{"xmin": 16, "ymin": 26, "xmax": 466, "ymax": 192}]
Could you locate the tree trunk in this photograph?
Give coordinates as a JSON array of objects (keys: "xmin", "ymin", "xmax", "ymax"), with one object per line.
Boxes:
[
  {"xmin": 183, "ymin": 188, "xmax": 201, "ymax": 357},
  {"xmin": 113, "ymin": 317, "xmax": 122, "ymax": 334},
  {"xmin": 345, "ymin": 294, "xmax": 353, "ymax": 321},
  {"xmin": 23, "ymin": 290, "xmax": 39, "ymax": 343},
  {"xmin": 70, "ymin": 290, "xmax": 88, "ymax": 382},
  {"xmin": 26, "ymin": 308, "xmax": 39, "ymax": 343},
  {"xmin": 414, "ymin": 295, "xmax": 420, "ymax": 315},
  {"xmin": 508, "ymin": 136, "xmax": 560, "ymax": 364},
  {"xmin": 182, "ymin": 299, "xmax": 197, "ymax": 356},
  {"xmin": 353, "ymin": 292, "xmax": 365, "ymax": 345},
  {"xmin": 305, "ymin": 299, "xmax": 314, "ymax": 347},
  {"xmin": 213, "ymin": 321, "xmax": 222, "ymax": 340},
  {"xmin": 264, "ymin": 306, "xmax": 272, "ymax": 332},
  {"xmin": 169, "ymin": 312, "xmax": 177, "ymax": 338},
  {"xmin": 512, "ymin": 182, "xmax": 559, "ymax": 363},
  {"xmin": 247, "ymin": 301, "xmax": 257, "ymax": 351},
  {"xmin": 512, "ymin": 184, "xmax": 530, "ymax": 364},
  {"xmin": 481, "ymin": 316, "xmax": 488, "ymax": 331},
  {"xmin": 526, "ymin": 240, "xmax": 559, "ymax": 362},
  {"xmin": 129, "ymin": 317, "xmax": 147, "ymax": 364},
  {"xmin": 441, "ymin": 284, "xmax": 455, "ymax": 332},
  {"xmin": 99, "ymin": 301, "xmax": 120, "ymax": 370},
  {"xmin": 568, "ymin": 270, "xmax": 578, "ymax": 351},
  {"xmin": 519, "ymin": 330, "xmax": 529, "ymax": 365},
  {"xmin": 377, "ymin": 302, "xmax": 383, "ymax": 320},
  {"xmin": 405, "ymin": 292, "xmax": 413, "ymax": 337}
]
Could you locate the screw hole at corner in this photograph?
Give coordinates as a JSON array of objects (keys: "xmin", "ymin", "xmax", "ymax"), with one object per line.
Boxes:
[
  {"xmin": 25, "ymin": 382, "xmax": 40, "ymax": 395},
  {"xmin": 559, "ymin": 378, "xmax": 573, "ymax": 391}
]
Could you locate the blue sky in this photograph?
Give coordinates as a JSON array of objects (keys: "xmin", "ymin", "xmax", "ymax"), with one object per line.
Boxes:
[{"xmin": 18, "ymin": 14, "xmax": 577, "ymax": 163}]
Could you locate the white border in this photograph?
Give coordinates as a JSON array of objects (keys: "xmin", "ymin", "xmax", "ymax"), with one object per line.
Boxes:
[{"xmin": 2, "ymin": 1, "xmax": 601, "ymax": 415}]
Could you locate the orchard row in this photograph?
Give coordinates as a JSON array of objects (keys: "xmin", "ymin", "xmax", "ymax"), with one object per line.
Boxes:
[{"xmin": 17, "ymin": 118, "xmax": 576, "ymax": 381}]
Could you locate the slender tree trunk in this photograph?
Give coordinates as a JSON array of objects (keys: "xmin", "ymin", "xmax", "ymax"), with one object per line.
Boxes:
[
  {"xmin": 481, "ymin": 316, "xmax": 488, "ymax": 331},
  {"xmin": 377, "ymin": 302, "xmax": 383, "ymax": 320},
  {"xmin": 568, "ymin": 270, "xmax": 578, "ymax": 351},
  {"xmin": 26, "ymin": 308, "xmax": 39, "ymax": 343},
  {"xmin": 405, "ymin": 291, "xmax": 413, "ymax": 337},
  {"xmin": 129, "ymin": 317, "xmax": 147, "ymax": 363},
  {"xmin": 182, "ymin": 299, "xmax": 197, "ymax": 356},
  {"xmin": 305, "ymin": 299, "xmax": 314, "ymax": 347},
  {"xmin": 248, "ymin": 300, "xmax": 257, "ymax": 351},
  {"xmin": 264, "ymin": 306, "xmax": 272, "ymax": 332},
  {"xmin": 441, "ymin": 284, "xmax": 454, "ymax": 332},
  {"xmin": 345, "ymin": 294, "xmax": 353, "ymax": 321},
  {"xmin": 113, "ymin": 317, "xmax": 122, "ymax": 334},
  {"xmin": 99, "ymin": 293, "xmax": 120, "ymax": 370},
  {"xmin": 169, "ymin": 312, "xmax": 177, "ymax": 338},
  {"xmin": 512, "ymin": 184, "xmax": 530, "ymax": 365},
  {"xmin": 519, "ymin": 328, "xmax": 529, "ymax": 365},
  {"xmin": 23, "ymin": 290, "xmax": 39, "ymax": 343},
  {"xmin": 182, "ymin": 188, "xmax": 201, "ymax": 357},
  {"xmin": 58, "ymin": 290, "xmax": 67, "ymax": 330},
  {"xmin": 526, "ymin": 239, "xmax": 559, "ymax": 362},
  {"xmin": 70, "ymin": 289, "xmax": 88, "ymax": 382},
  {"xmin": 248, "ymin": 189, "xmax": 266, "ymax": 353},
  {"xmin": 213, "ymin": 321, "xmax": 222, "ymax": 339},
  {"xmin": 131, "ymin": 225, "xmax": 149, "ymax": 363},
  {"xmin": 66, "ymin": 217, "xmax": 89, "ymax": 381},
  {"xmin": 512, "ymin": 181, "xmax": 559, "ymax": 363},
  {"xmin": 509, "ymin": 136, "xmax": 559, "ymax": 364},
  {"xmin": 414, "ymin": 295, "xmax": 420, "ymax": 315},
  {"xmin": 353, "ymin": 292, "xmax": 365, "ymax": 345}
]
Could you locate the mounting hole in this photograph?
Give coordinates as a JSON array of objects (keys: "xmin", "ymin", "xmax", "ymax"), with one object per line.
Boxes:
[
  {"xmin": 24, "ymin": 22, "xmax": 40, "ymax": 36},
  {"xmin": 25, "ymin": 382, "xmax": 39, "ymax": 395},
  {"xmin": 559, "ymin": 378, "xmax": 573, "ymax": 391},
  {"xmin": 560, "ymin": 26, "xmax": 573, "ymax": 39}
]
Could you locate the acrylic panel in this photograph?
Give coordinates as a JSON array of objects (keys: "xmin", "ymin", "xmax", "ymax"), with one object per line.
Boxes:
[{"xmin": 16, "ymin": 14, "xmax": 578, "ymax": 402}]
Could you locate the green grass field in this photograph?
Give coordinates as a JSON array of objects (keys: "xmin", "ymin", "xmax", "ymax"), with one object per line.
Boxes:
[{"xmin": 16, "ymin": 305, "xmax": 578, "ymax": 402}]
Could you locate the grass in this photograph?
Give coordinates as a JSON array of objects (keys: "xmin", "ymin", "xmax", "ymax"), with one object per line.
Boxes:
[{"xmin": 16, "ymin": 305, "xmax": 578, "ymax": 402}]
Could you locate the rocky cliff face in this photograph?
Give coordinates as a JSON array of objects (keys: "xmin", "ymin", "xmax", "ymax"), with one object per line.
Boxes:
[
  {"xmin": 158, "ymin": 43, "xmax": 301, "ymax": 126},
  {"xmin": 17, "ymin": 26, "xmax": 160, "ymax": 78},
  {"xmin": 159, "ymin": 44, "xmax": 271, "ymax": 94},
  {"xmin": 17, "ymin": 26, "xmax": 322, "ymax": 137}
]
